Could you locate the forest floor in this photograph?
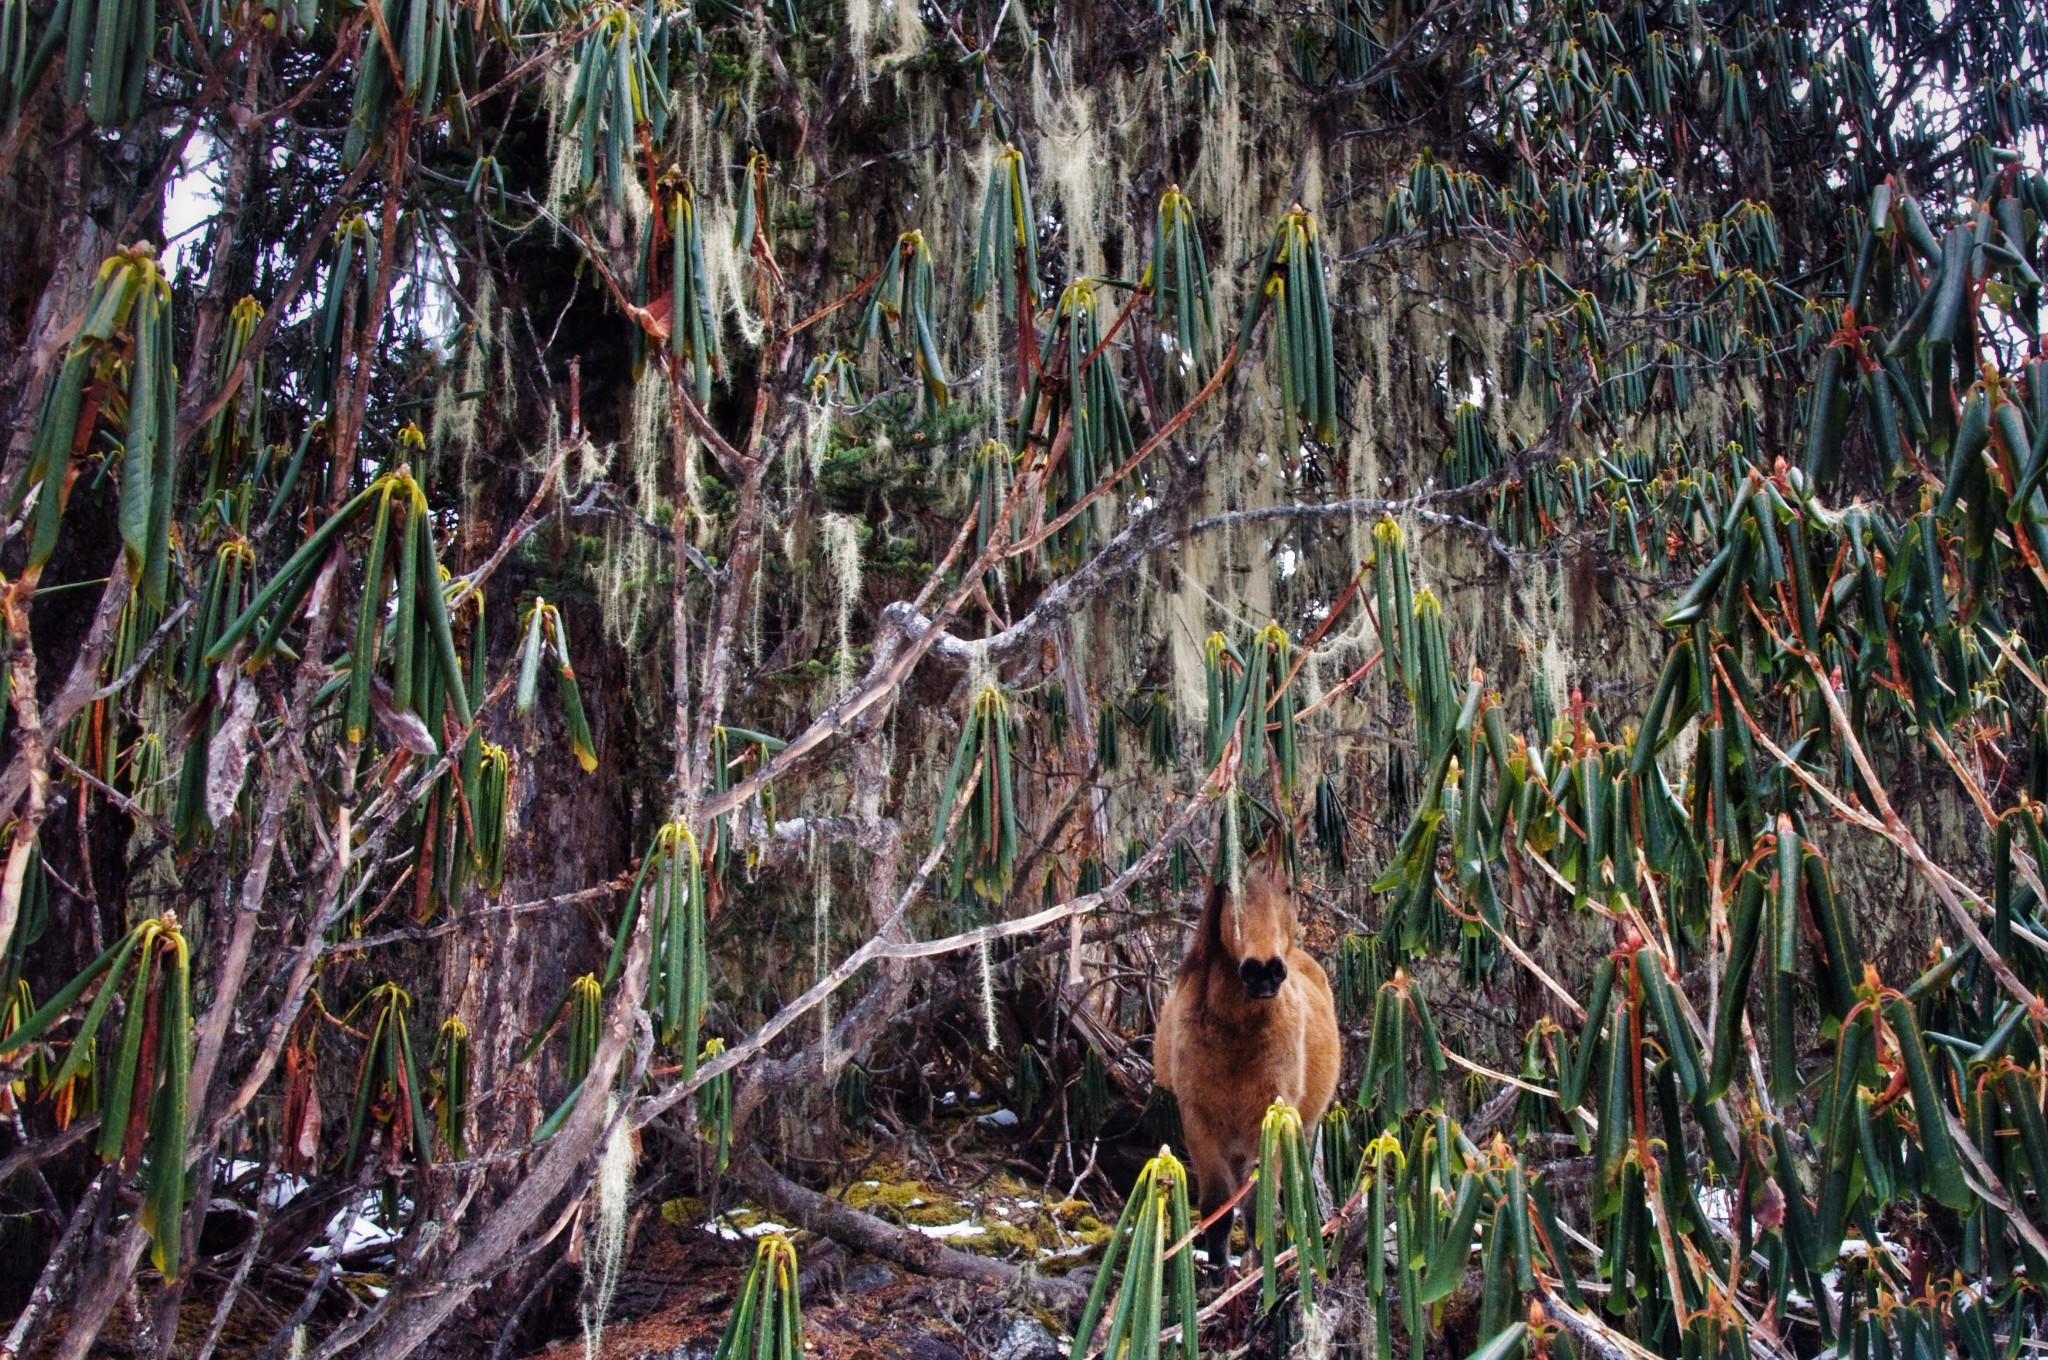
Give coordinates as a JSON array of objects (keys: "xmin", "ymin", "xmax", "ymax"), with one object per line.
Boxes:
[
  {"xmin": 522, "ymin": 1231, "xmax": 1057, "ymax": 1360},
  {"xmin": 520, "ymin": 1105, "xmax": 1140, "ymax": 1360}
]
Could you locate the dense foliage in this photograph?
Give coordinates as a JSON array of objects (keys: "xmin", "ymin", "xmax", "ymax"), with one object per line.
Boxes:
[{"xmin": 0, "ymin": 0, "xmax": 2044, "ymax": 1353}]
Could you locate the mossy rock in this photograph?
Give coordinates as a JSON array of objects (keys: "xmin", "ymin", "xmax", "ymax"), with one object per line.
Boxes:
[
  {"xmin": 660, "ymin": 1195, "xmax": 709, "ymax": 1226},
  {"xmin": 841, "ymin": 1178, "xmax": 936, "ymax": 1215},
  {"xmin": 903, "ymin": 1200, "xmax": 973, "ymax": 1227},
  {"xmin": 830, "ymin": 1163, "xmax": 1114, "ymax": 1270},
  {"xmin": 660, "ymin": 1197, "xmax": 787, "ymax": 1239}
]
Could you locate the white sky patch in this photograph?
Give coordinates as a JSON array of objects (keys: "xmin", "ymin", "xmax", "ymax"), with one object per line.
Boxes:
[
  {"xmin": 159, "ymin": 132, "xmax": 465, "ymax": 358},
  {"xmin": 408, "ymin": 223, "xmax": 465, "ymax": 346},
  {"xmin": 162, "ymin": 133, "xmax": 224, "ymax": 278}
]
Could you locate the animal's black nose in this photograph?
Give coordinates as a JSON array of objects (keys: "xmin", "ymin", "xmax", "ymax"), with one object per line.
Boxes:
[{"xmin": 1238, "ymin": 957, "xmax": 1286, "ymax": 998}]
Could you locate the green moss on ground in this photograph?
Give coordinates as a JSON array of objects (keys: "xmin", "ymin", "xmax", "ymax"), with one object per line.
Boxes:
[
  {"xmin": 658, "ymin": 1151, "xmax": 1115, "ymax": 1274},
  {"xmin": 833, "ymin": 1163, "xmax": 1112, "ymax": 1270}
]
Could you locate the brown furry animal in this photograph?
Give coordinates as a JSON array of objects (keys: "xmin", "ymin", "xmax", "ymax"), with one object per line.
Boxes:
[{"xmin": 1153, "ymin": 859, "xmax": 1340, "ymax": 1271}]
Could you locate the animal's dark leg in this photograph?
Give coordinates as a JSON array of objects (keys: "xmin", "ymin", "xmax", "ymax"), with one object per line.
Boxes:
[
  {"xmin": 1183, "ymin": 1118, "xmax": 1237, "ymax": 1282},
  {"xmin": 1201, "ymin": 1206, "xmax": 1234, "ymax": 1281},
  {"xmin": 1198, "ymin": 1184, "xmax": 1236, "ymax": 1282}
]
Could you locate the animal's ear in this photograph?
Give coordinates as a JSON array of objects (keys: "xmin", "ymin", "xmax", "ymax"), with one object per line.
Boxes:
[
  {"xmin": 1244, "ymin": 844, "xmax": 1300, "ymax": 935},
  {"xmin": 1248, "ymin": 835, "xmax": 1291, "ymax": 889}
]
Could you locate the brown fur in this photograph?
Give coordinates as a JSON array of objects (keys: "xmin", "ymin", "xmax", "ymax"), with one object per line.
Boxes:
[{"xmin": 1153, "ymin": 859, "xmax": 1340, "ymax": 1268}]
